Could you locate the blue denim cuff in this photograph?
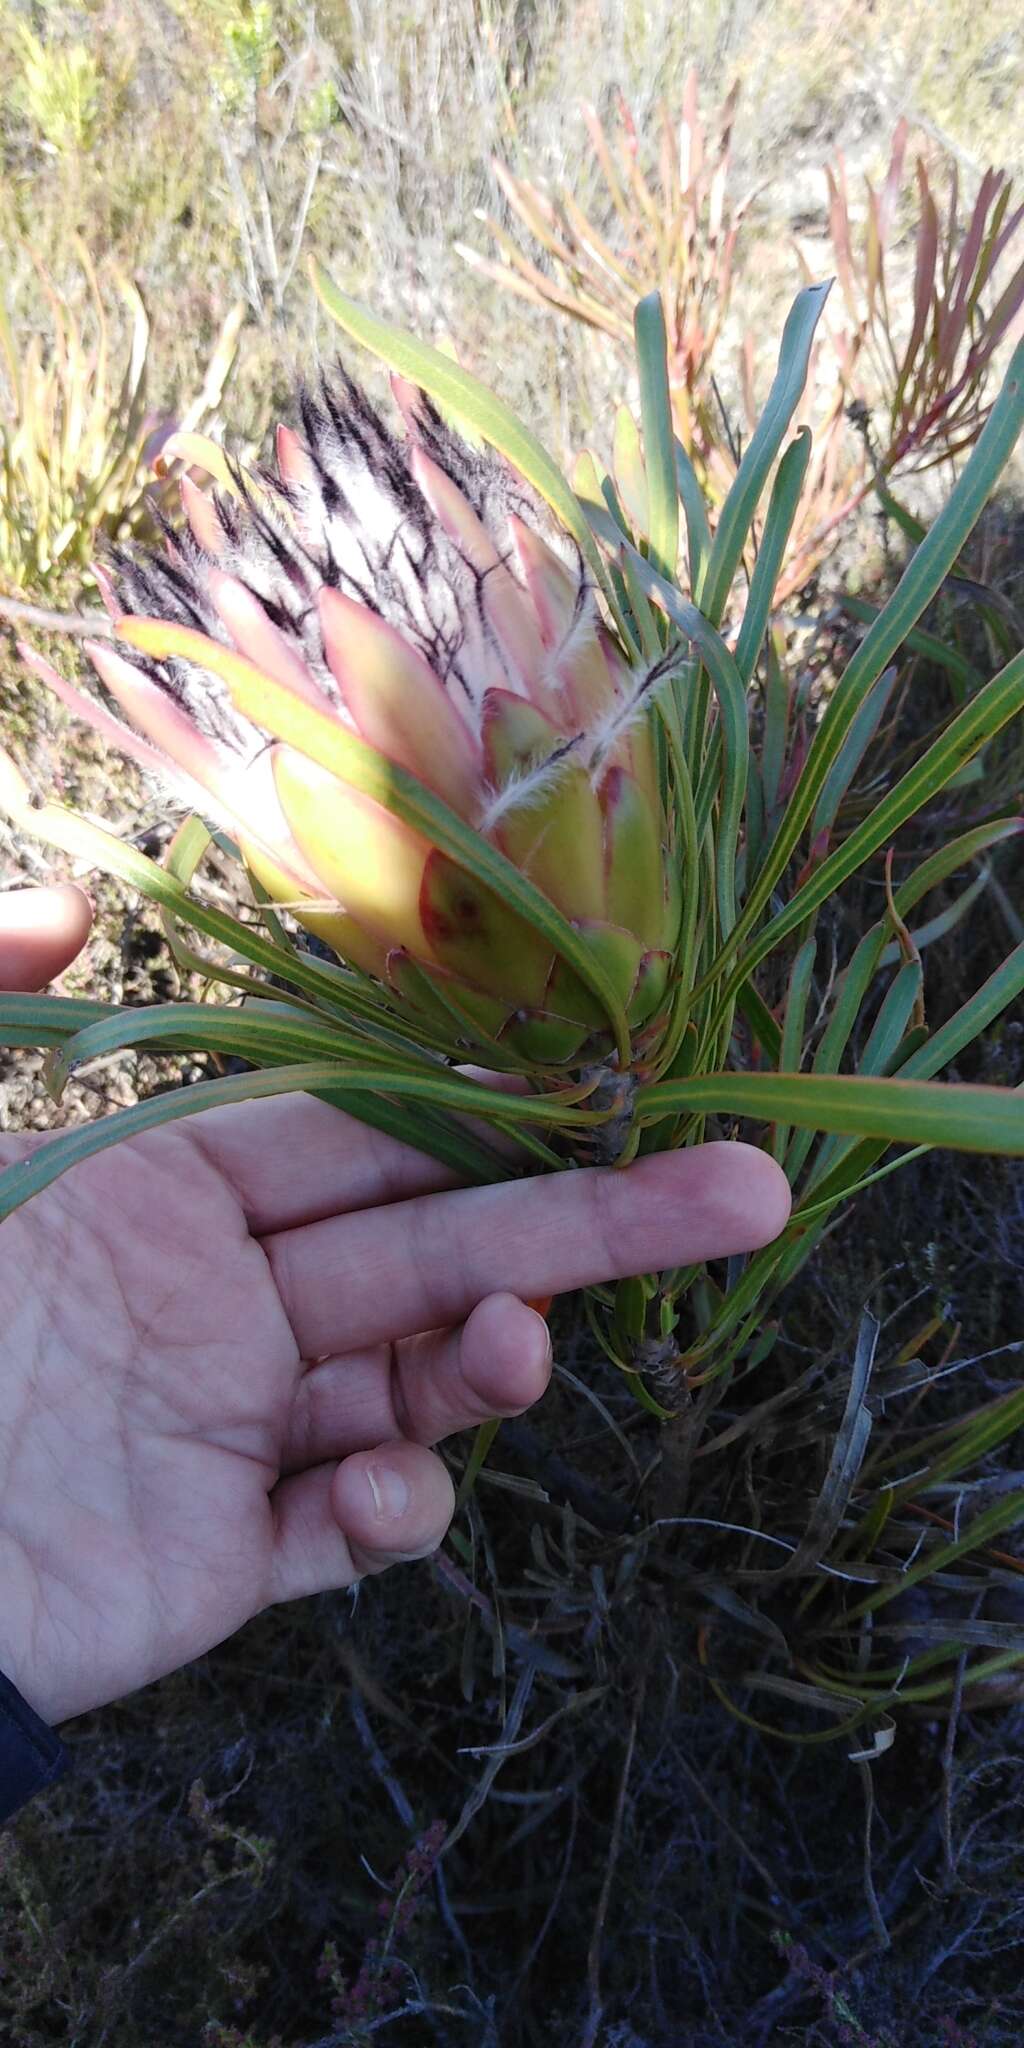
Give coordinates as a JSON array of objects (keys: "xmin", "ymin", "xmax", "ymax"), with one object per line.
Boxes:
[{"xmin": 0, "ymin": 1665, "xmax": 69, "ymax": 1825}]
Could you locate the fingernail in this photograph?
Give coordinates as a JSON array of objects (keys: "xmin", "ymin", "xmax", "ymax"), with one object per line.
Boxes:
[
  {"xmin": 365, "ymin": 1461, "xmax": 409, "ymax": 1522},
  {"xmin": 525, "ymin": 1305, "xmax": 553, "ymax": 1362}
]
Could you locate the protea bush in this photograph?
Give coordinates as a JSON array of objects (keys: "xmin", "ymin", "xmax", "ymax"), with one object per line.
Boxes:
[{"xmin": 2, "ymin": 263, "xmax": 1024, "ymax": 1406}]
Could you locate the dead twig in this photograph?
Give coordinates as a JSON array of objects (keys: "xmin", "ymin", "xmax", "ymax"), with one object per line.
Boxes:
[{"xmin": 0, "ymin": 596, "xmax": 113, "ymax": 636}]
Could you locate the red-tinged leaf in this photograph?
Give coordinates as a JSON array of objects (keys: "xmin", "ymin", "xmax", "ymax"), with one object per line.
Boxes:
[
  {"xmin": 558, "ymin": 189, "xmax": 637, "ymax": 297},
  {"xmin": 827, "ymin": 165, "xmax": 859, "ymax": 326},
  {"xmin": 243, "ymin": 832, "xmax": 390, "ymax": 980},
  {"xmin": 943, "ymin": 163, "xmax": 961, "ymax": 290},
  {"xmin": 274, "ymin": 746, "xmax": 433, "ymax": 959},
  {"xmin": 895, "ymin": 166, "xmax": 939, "ymax": 419},
  {"xmin": 180, "ymin": 474, "xmax": 227, "ymax": 555},
  {"xmin": 986, "ymin": 192, "xmax": 1024, "ymax": 279},
  {"xmin": 968, "ymin": 177, "xmax": 1012, "ymax": 306},
  {"xmin": 879, "ymin": 119, "xmax": 909, "ymax": 242},
  {"xmin": 21, "ymin": 641, "xmax": 191, "ymax": 795},
  {"xmin": 969, "ymin": 256, "xmax": 1024, "ymax": 374},
  {"xmin": 580, "ymin": 103, "xmax": 636, "ymax": 240},
  {"xmin": 118, "ymin": 613, "xmax": 632, "ymax": 1059},
  {"xmin": 491, "ymin": 161, "xmax": 576, "ymax": 266},
  {"xmin": 86, "ymin": 639, "xmax": 242, "ymax": 800},
  {"xmin": 629, "ymin": 947, "xmax": 671, "ymax": 1030},
  {"xmin": 866, "ymin": 185, "xmax": 883, "ymax": 322},
  {"xmin": 508, "ymin": 518, "xmax": 616, "ymax": 727},
  {"xmin": 938, "ymin": 170, "xmax": 1001, "ymax": 377},
  {"xmin": 793, "ymin": 825, "xmax": 832, "ymax": 892},
  {"xmin": 509, "ymin": 515, "xmax": 578, "ymax": 647},
  {"xmin": 209, "ymin": 571, "xmax": 326, "ymax": 707},
  {"xmin": 420, "ymin": 848, "xmax": 564, "ymax": 1012},
  {"xmin": 318, "ymin": 585, "xmax": 482, "ymax": 817},
  {"xmin": 408, "ymin": 443, "xmax": 548, "ymax": 696},
  {"xmin": 275, "ymin": 421, "xmax": 313, "ymax": 491}
]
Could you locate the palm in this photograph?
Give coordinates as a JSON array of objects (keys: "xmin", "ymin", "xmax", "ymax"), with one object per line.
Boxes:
[
  {"xmin": 1, "ymin": 1127, "xmax": 296, "ymax": 1723},
  {"xmin": 0, "ymin": 1092, "xmax": 788, "ymax": 1728}
]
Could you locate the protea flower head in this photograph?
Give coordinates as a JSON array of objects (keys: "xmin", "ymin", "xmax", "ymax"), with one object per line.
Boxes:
[{"xmin": 25, "ymin": 364, "xmax": 682, "ymax": 1068}]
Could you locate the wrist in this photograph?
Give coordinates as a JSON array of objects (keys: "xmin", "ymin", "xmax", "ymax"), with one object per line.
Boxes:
[
  {"xmin": 0, "ymin": 1662, "xmax": 70, "ymax": 1823},
  {"xmin": 0, "ymin": 1655, "xmax": 56, "ymax": 1729}
]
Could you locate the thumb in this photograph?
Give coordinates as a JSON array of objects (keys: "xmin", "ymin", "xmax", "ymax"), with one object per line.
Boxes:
[{"xmin": 267, "ymin": 1444, "xmax": 455, "ymax": 1605}]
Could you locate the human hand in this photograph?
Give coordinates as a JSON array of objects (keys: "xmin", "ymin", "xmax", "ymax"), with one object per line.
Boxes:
[{"xmin": 0, "ymin": 921, "xmax": 790, "ymax": 1729}]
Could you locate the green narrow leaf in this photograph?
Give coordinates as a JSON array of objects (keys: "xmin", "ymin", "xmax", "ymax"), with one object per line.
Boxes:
[
  {"xmin": 760, "ymin": 631, "xmax": 789, "ymax": 816},
  {"xmin": 796, "ymin": 939, "xmax": 1024, "ymax": 1213},
  {"xmin": 733, "ymin": 430, "xmax": 812, "ymax": 687},
  {"xmin": 734, "ymin": 980, "xmax": 783, "ymax": 1066},
  {"xmin": 872, "ymin": 475, "xmax": 927, "ymax": 544},
  {"xmin": 841, "ymin": 594, "xmax": 983, "ymax": 701},
  {"xmin": 804, "ymin": 960, "xmax": 924, "ymax": 1189},
  {"xmin": 674, "ymin": 438, "xmax": 711, "ymax": 601},
  {"xmin": 876, "ymin": 1385, "xmax": 1024, "ymax": 1494},
  {"xmin": 876, "ymin": 1647, "xmax": 1024, "ymax": 1705},
  {"xmin": 780, "ymin": 1311, "xmax": 878, "ymax": 1575},
  {"xmin": 898, "ymin": 941, "xmax": 1024, "ymax": 1081},
  {"xmin": 771, "ymin": 936, "xmax": 816, "ymax": 1162},
  {"xmin": 636, "ymin": 1070, "xmax": 1024, "ymax": 1155},
  {"xmin": 876, "ymin": 868, "xmax": 993, "ymax": 970},
  {"xmin": 0, "ymin": 994, "xmax": 118, "ymax": 1048},
  {"xmin": 634, "ymin": 291, "xmax": 679, "ymax": 582},
  {"xmin": 0, "ymin": 1056, "xmax": 607, "ymax": 1222},
  {"xmin": 733, "ymin": 647, "xmax": 1024, "ymax": 988},
  {"xmin": 49, "ymin": 1003, "xmax": 605, "ymax": 1132},
  {"xmin": 700, "ymin": 282, "xmax": 831, "ymax": 626},
  {"xmin": 46, "ymin": 1000, "xmax": 419, "ymax": 1092},
  {"xmin": 622, "ymin": 547, "xmax": 748, "ymax": 940},
  {"xmin": 714, "ymin": 337, "xmax": 1024, "ymax": 970},
  {"xmin": 619, "ymin": 546, "xmax": 663, "ymax": 657},
  {"xmin": 809, "ymin": 665, "xmax": 898, "ymax": 837},
  {"xmin": 842, "ymin": 1489, "xmax": 1024, "ymax": 1625},
  {"xmin": 311, "ymin": 1081, "xmax": 535, "ymax": 1179},
  {"xmin": 455, "ymin": 1418, "xmax": 503, "ymax": 1511},
  {"xmin": 650, "ymin": 706, "xmax": 702, "ymax": 1075},
  {"xmin": 889, "ymin": 817, "xmax": 1023, "ymax": 905},
  {"xmin": 857, "ymin": 959, "xmax": 924, "ymax": 1074}
]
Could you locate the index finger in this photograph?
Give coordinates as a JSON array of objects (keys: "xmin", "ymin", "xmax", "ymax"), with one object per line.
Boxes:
[
  {"xmin": 0, "ymin": 884, "xmax": 92, "ymax": 991},
  {"xmin": 265, "ymin": 1142, "xmax": 791, "ymax": 1357}
]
